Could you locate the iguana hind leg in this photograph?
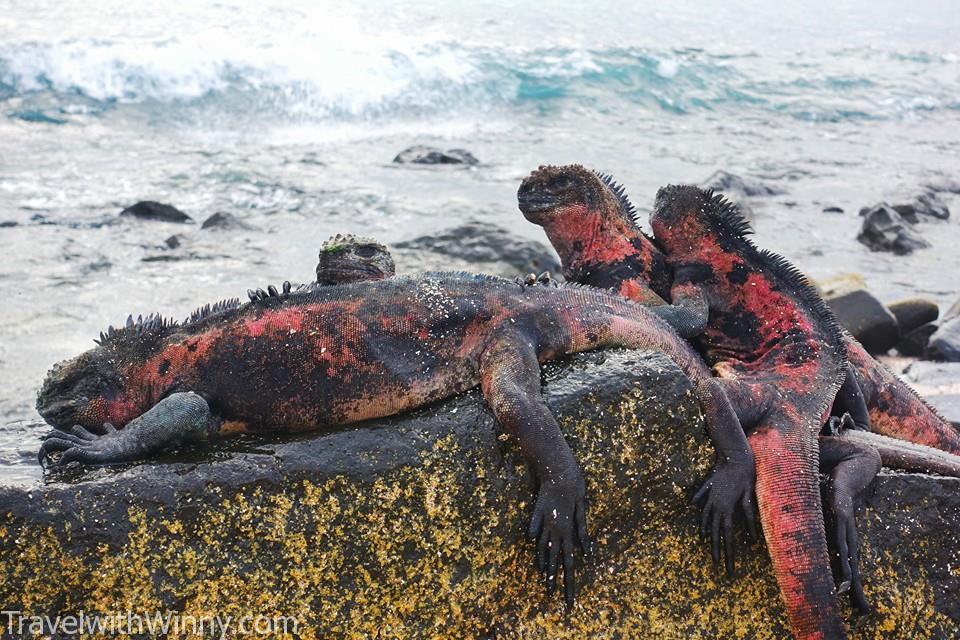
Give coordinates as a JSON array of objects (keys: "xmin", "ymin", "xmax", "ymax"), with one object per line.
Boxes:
[
  {"xmin": 819, "ymin": 435, "xmax": 881, "ymax": 614},
  {"xmin": 479, "ymin": 332, "xmax": 589, "ymax": 608}
]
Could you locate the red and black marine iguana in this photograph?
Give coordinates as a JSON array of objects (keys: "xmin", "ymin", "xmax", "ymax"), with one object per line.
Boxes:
[
  {"xmin": 517, "ymin": 166, "xmax": 960, "ymax": 636},
  {"xmin": 36, "ymin": 271, "xmax": 757, "ymax": 608},
  {"xmin": 649, "ymin": 185, "xmax": 858, "ymax": 639}
]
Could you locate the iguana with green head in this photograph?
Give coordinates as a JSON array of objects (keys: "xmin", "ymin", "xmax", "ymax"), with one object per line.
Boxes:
[{"xmin": 36, "ymin": 271, "xmax": 757, "ymax": 608}]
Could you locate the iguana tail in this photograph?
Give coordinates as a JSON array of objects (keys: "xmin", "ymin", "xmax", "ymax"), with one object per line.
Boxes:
[
  {"xmin": 847, "ymin": 339, "xmax": 960, "ymax": 455},
  {"xmin": 840, "ymin": 429, "xmax": 960, "ymax": 477},
  {"xmin": 750, "ymin": 425, "xmax": 847, "ymax": 640}
]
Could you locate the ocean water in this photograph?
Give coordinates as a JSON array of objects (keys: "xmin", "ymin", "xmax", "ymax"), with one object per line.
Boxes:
[{"xmin": 1, "ymin": 0, "xmax": 960, "ymax": 482}]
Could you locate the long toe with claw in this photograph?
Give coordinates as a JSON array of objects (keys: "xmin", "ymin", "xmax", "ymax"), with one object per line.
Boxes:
[
  {"xmin": 693, "ymin": 458, "xmax": 756, "ymax": 576},
  {"xmin": 528, "ymin": 482, "xmax": 588, "ymax": 608}
]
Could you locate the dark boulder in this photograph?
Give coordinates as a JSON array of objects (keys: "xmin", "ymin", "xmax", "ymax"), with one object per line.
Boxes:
[
  {"xmin": 0, "ymin": 221, "xmax": 17, "ymax": 228},
  {"xmin": 928, "ymin": 321, "xmax": 960, "ymax": 362},
  {"xmin": 856, "ymin": 203, "xmax": 930, "ymax": 254},
  {"xmin": 825, "ymin": 289, "xmax": 900, "ymax": 354},
  {"xmin": 700, "ymin": 170, "xmax": 785, "ymax": 196},
  {"xmin": 892, "ymin": 192, "xmax": 950, "ymax": 222},
  {"xmin": 926, "ymin": 300, "xmax": 960, "ymax": 362},
  {"xmin": 393, "ymin": 146, "xmax": 479, "ymax": 165},
  {"xmin": 822, "ymin": 206, "xmax": 844, "ymax": 214},
  {"xmin": 394, "ymin": 221, "xmax": 560, "ymax": 277},
  {"xmin": 201, "ymin": 211, "xmax": 255, "ymax": 231},
  {"xmin": 2, "ymin": 351, "xmax": 958, "ymax": 637},
  {"xmin": 887, "ymin": 298, "xmax": 939, "ymax": 334},
  {"xmin": 120, "ymin": 201, "xmax": 193, "ymax": 224},
  {"xmin": 897, "ymin": 324, "xmax": 938, "ymax": 357}
]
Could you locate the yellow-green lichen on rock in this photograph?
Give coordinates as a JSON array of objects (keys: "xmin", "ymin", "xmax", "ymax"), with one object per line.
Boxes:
[{"xmin": 0, "ymin": 352, "xmax": 957, "ymax": 639}]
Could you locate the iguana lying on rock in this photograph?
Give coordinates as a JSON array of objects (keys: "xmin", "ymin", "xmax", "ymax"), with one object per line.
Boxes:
[
  {"xmin": 315, "ymin": 231, "xmax": 960, "ymax": 612},
  {"xmin": 36, "ymin": 272, "xmax": 756, "ymax": 607}
]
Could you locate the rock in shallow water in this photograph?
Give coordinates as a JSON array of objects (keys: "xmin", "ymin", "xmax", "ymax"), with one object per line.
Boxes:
[
  {"xmin": 201, "ymin": 211, "xmax": 255, "ymax": 231},
  {"xmin": 897, "ymin": 324, "xmax": 937, "ymax": 357},
  {"xmin": 1, "ymin": 352, "xmax": 957, "ymax": 638},
  {"xmin": 892, "ymin": 191, "xmax": 950, "ymax": 222},
  {"xmin": 857, "ymin": 203, "xmax": 930, "ymax": 254},
  {"xmin": 393, "ymin": 145, "xmax": 479, "ymax": 165},
  {"xmin": 120, "ymin": 201, "xmax": 193, "ymax": 224},
  {"xmin": 887, "ymin": 298, "xmax": 939, "ymax": 334},
  {"xmin": 394, "ymin": 221, "xmax": 560, "ymax": 277}
]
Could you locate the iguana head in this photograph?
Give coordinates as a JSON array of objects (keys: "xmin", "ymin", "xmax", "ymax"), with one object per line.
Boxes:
[
  {"xmin": 38, "ymin": 345, "xmax": 131, "ymax": 431},
  {"xmin": 518, "ymin": 164, "xmax": 638, "ymax": 226},
  {"xmin": 37, "ymin": 316, "xmax": 172, "ymax": 431},
  {"xmin": 517, "ymin": 164, "xmax": 651, "ymax": 263},
  {"xmin": 651, "ymin": 184, "xmax": 751, "ymax": 257},
  {"xmin": 316, "ymin": 234, "xmax": 396, "ymax": 285}
]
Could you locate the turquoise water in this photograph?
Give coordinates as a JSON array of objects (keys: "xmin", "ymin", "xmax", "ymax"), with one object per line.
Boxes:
[{"xmin": 1, "ymin": 0, "xmax": 959, "ymax": 481}]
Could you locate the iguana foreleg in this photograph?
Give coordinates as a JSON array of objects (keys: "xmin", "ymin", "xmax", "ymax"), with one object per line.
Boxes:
[
  {"xmin": 480, "ymin": 332, "xmax": 590, "ymax": 607},
  {"xmin": 39, "ymin": 392, "xmax": 214, "ymax": 466},
  {"xmin": 818, "ymin": 435, "xmax": 881, "ymax": 614},
  {"xmin": 647, "ymin": 280, "xmax": 710, "ymax": 339}
]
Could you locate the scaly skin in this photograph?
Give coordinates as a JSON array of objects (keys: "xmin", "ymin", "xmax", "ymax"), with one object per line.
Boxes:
[
  {"xmin": 518, "ymin": 164, "xmax": 960, "ymax": 455},
  {"xmin": 36, "ymin": 272, "xmax": 756, "ymax": 608},
  {"xmin": 651, "ymin": 185, "xmax": 850, "ymax": 640}
]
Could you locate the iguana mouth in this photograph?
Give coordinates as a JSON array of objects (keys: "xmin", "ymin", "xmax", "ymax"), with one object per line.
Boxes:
[
  {"xmin": 320, "ymin": 264, "xmax": 389, "ymax": 284},
  {"xmin": 517, "ymin": 194, "xmax": 558, "ymax": 214}
]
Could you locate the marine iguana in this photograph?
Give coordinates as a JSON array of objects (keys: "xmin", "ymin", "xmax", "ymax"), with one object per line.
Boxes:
[
  {"xmin": 316, "ymin": 233, "xmax": 395, "ymax": 284},
  {"xmin": 36, "ymin": 272, "xmax": 757, "ymax": 608},
  {"xmin": 517, "ymin": 165, "xmax": 960, "ymax": 457},
  {"xmin": 518, "ymin": 168, "xmax": 960, "ymax": 635},
  {"xmin": 649, "ymin": 184, "xmax": 871, "ymax": 640},
  {"xmin": 310, "ymin": 230, "xmax": 960, "ymax": 612}
]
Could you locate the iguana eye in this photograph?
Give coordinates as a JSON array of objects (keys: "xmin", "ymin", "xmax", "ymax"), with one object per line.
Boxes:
[{"xmin": 353, "ymin": 245, "xmax": 379, "ymax": 258}]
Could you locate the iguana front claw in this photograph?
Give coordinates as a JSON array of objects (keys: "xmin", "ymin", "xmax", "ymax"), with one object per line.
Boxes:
[
  {"xmin": 693, "ymin": 459, "xmax": 757, "ymax": 576},
  {"xmin": 528, "ymin": 479, "xmax": 590, "ymax": 608}
]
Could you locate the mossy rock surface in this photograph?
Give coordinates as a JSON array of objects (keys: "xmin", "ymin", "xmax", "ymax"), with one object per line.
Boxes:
[{"xmin": 1, "ymin": 352, "xmax": 958, "ymax": 639}]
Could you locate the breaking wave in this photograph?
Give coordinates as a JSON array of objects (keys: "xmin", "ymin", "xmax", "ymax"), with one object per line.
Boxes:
[{"xmin": 1, "ymin": 34, "xmax": 957, "ymax": 125}]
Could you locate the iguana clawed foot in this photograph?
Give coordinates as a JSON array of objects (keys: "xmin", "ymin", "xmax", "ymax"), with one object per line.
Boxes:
[
  {"xmin": 830, "ymin": 493, "xmax": 870, "ymax": 614},
  {"xmin": 528, "ymin": 478, "xmax": 591, "ymax": 608},
  {"xmin": 39, "ymin": 422, "xmax": 130, "ymax": 467},
  {"xmin": 825, "ymin": 412, "xmax": 860, "ymax": 436},
  {"xmin": 693, "ymin": 459, "xmax": 757, "ymax": 576}
]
